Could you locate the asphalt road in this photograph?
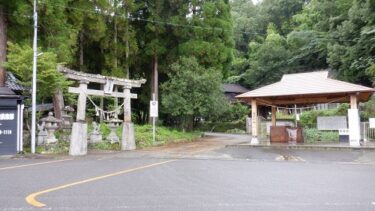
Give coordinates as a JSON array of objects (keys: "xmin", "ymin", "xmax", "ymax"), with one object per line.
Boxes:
[{"xmin": 1, "ymin": 135, "xmax": 375, "ymax": 211}]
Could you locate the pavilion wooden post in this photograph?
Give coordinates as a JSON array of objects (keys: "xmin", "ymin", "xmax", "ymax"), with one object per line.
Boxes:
[
  {"xmin": 122, "ymin": 85, "xmax": 136, "ymax": 150},
  {"xmin": 251, "ymin": 99, "xmax": 259, "ymax": 144},
  {"xmin": 271, "ymin": 106, "xmax": 276, "ymax": 127},
  {"xmin": 69, "ymin": 80, "xmax": 89, "ymax": 156},
  {"xmin": 348, "ymin": 94, "xmax": 361, "ymax": 147}
]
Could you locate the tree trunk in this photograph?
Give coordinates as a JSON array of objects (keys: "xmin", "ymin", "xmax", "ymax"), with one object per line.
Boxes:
[
  {"xmin": 79, "ymin": 32, "xmax": 84, "ymax": 71},
  {"xmin": 0, "ymin": 5, "xmax": 7, "ymax": 87},
  {"xmin": 125, "ymin": 5, "xmax": 129, "ymax": 79},
  {"xmin": 53, "ymin": 90, "xmax": 65, "ymax": 120},
  {"xmin": 114, "ymin": 15, "xmax": 118, "ymax": 70}
]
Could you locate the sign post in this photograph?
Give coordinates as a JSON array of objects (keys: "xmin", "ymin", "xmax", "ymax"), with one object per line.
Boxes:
[{"xmin": 150, "ymin": 93, "xmax": 158, "ymax": 143}]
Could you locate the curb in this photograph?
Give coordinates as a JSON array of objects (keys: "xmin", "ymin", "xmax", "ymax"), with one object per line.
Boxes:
[{"xmin": 226, "ymin": 144, "xmax": 375, "ymax": 151}]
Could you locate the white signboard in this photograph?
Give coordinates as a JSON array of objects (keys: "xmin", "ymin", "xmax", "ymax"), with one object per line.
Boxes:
[
  {"xmin": 150, "ymin": 101, "xmax": 158, "ymax": 117},
  {"xmin": 317, "ymin": 116, "xmax": 347, "ymax": 130},
  {"xmin": 370, "ymin": 118, "xmax": 375, "ymax": 128}
]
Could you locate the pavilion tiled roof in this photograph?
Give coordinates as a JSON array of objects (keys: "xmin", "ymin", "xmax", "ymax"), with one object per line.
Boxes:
[
  {"xmin": 223, "ymin": 84, "xmax": 249, "ymax": 93},
  {"xmin": 236, "ymin": 71, "xmax": 375, "ymax": 99}
]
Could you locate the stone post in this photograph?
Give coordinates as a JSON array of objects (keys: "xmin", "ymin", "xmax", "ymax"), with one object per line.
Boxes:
[
  {"xmin": 76, "ymin": 80, "xmax": 89, "ymax": 122},
  {"xmin": 122, "ymin": 86, "xmax": 135, "ymax": 150},
  {"xmin": 70, "ymin": 80, "xmax": 89, "ymax": 156}
]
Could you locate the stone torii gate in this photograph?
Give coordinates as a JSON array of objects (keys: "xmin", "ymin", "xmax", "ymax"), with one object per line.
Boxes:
[{"xmin": 58, "ymin": 66, "xmax": 146, "ymax": 156}]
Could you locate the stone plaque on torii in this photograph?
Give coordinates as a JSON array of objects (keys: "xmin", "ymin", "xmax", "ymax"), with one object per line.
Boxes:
[{"xmin": 57, "ymin": 66, "xmax": 146, "ymax": 156}]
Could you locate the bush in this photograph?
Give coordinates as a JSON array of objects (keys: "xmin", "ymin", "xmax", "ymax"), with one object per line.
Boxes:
[
  {"xmin": 362, "ymin": 97, "xmax": 375, "ymax": 121},
  {"xmin": 36, "ymin": 141, "xmax": 70, "ymax": 154},
  {"xmin": 212, "ymin": 102, "xmax": 249, "ymax": 122},
  {"xmin": 89, "ymin": 141, "xmax": 120, "ymax": 151},
  {"xmin": 299, "ymin": 104, "xmax": 349, "ymax": 128},
  {"xmin": 303, "ymin": 128, "xmax": 339, "ymax": 143},
  {"xmin": 197, "ymin": 120, "xmax": 245, "ymax": 133}
]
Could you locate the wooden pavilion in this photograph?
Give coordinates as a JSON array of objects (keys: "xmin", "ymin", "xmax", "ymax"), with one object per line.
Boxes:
[{"xmin": 236, "ymin": 71, "xmax": 375, "ymax": 146}]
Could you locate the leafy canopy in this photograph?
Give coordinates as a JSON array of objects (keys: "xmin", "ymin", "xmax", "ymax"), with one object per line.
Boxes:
[
  {"xmin": 4, "ymin": 42, "xmax": 71, "ymax": 102},
  {"xmin": 161, "ymin": 57, "xmax": 228, "ymax": 129}
]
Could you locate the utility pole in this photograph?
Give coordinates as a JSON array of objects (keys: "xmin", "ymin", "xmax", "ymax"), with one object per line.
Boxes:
[{"xmin": 31, "ymin": 0, "xmax": 38, "ymax": 154}]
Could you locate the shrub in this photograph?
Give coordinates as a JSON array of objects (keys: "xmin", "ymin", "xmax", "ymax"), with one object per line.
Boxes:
[
  {"xmin": 299, "ymin": 104, "xmax": 349, "ymax": 128},
  {"xmin": 303, "ymin": 128, "xmax": 339, "ymax": 143},
  {"xmin": 197, "ymin": 120, "xmax": 245, "ymax": 132}
]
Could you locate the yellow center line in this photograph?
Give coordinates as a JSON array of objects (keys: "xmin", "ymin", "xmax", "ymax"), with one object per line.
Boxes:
[
  {"xmin": 25, "ymin": 159, "xmax": 177, "ymax": 208},
  {"xmin": 0, "ymin": 159, "xmax": 73, "ymax": 171}
]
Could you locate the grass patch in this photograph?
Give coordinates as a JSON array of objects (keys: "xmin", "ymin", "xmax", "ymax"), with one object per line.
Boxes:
[
  {"xmin": 24, "ymin": 124, "xmax": 202, "ymax": 154},
  {"xmin": 24, "ymin": 141, "xmax": 70, "ymax": 154},
  {"xmin": 88, "ymin": 141, "xmax": 121, "ymax": 151},
  {"xmin": 135, "ymin": 124, "xmax": 202, "ymax": 148}
]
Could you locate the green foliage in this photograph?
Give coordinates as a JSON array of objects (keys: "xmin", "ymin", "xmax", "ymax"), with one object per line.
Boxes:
[
  {"xmin": 225, "ymin": 128, "xmax": 246, "ymax": 134},
  {"xmin": 230, "ymin": 0, "xmax": 374, "ymax": 89},
  {"xmin": 135, "ymin": 124, "xmax": 202, "ymax": 148},
  {"xmin": 99, "ymin": 123, "xmax": 111, "ymax": 139},
  {"xmin": 35, "ymin": 141, "xmax": 70, "ymax": 154},
  {"xmin": 303, "ymin": 128, "xmax": 339, "ymax": 143},
  {"xmin": 212, "ymin": 102, "xmax": 249, "ymax": 122},
  {"xmin": 4, "ymin": 42, "xmax": 72, "ymax": 102},
  {"xmin": 197, "ymin": 120, "xmax": 245, "ymax": 133},
  {"xmin": 243, "ymin": 25, "xmax": 291, "ymax": 88},
  {"xmin": 173, "ymin": 0, "xmax": 234, "ymax": 75},
  {"xmin": 89, "ymin": 142, "xmax": 121, "ymax": 151},
  {"xmin": 161, "ymin": 57, "xmax": 228, "ymax": 130},
  {"xmin": 299, "ymin": 104, "xmax": 349, "ymax": 128},
  {"xmin": 362, "ymin": 97, "xmax": 375, "ymax": 120}
]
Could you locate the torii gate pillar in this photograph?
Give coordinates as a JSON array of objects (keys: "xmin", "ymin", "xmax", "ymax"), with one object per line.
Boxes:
[
  {"xmin": 69, "ymin": 80, "xmax": 89, "ymax": 156},
  {"xmin": 122, "ymin": 86, "xmax": 136, "ymax": 150}
]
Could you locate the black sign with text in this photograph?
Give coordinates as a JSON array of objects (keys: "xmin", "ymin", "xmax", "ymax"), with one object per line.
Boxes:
[{"xmin": 0, "ymin": 108, "xmax": 18, "ymax": 155}]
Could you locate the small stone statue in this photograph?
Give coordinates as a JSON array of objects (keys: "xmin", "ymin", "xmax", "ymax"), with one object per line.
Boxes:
[
  {"xmin": 89, "ymin": 121, "xmax": 102, "ymax": 144},
  {"xmin": 37, "ymin": 122, "xmax": 47, "ymax": 145},
  {"xmin": 40, "ymin": 112, "xmax": 61, "ymax": 144}
]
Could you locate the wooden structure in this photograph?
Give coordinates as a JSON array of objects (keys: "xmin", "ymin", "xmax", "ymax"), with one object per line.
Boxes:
[
  {"xmin": 270, "ymin": 126, "xmax": 303, "ymax": 143},
  {"xmin": 236, "ymin": 71, "xmax": 375, "ymax": 146},
  {"xmin": 58, "ymin": 66, "xmax": 146, "ymax": 155}
]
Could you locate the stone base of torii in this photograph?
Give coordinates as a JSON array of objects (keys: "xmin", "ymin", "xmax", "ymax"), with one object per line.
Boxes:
[{"xmin": 57, "ymin": 66, "xmax": 146, "ymax": 156}]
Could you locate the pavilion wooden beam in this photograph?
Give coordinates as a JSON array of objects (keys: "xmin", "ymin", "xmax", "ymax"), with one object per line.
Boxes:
[{"xmin": 265, "ymin": 96, "xmax": 349, "ymax": 105}]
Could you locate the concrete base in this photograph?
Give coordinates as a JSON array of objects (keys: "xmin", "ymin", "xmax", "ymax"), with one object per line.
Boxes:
[
  {"xmin": 89, "ymin": 134, "xmax": 102, "ymax": 144},
  {"xmin": 122, "ymin": 122, "xmax": 135, "ymax": 150},
  {"xmin": 251, "ymin": 137, "xmax": 259, "ymax": 145},
  {"xmin": 69, "ymin": 122, "xmax": 88, "ymax": 156},
  {"xmin": 37, "ymin": 133, "xmax": 47, "ymax": 145}
]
